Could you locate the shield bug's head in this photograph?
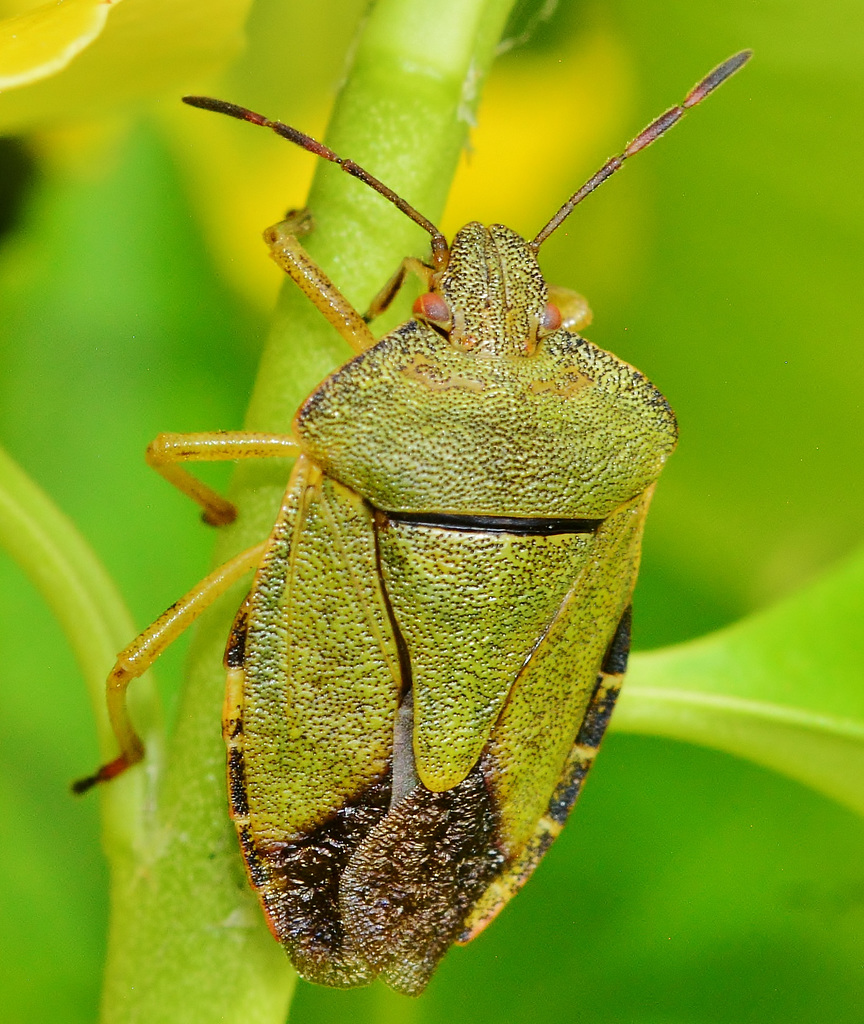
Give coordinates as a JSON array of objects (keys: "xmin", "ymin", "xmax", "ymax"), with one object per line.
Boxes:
[
  {"xmin": 412, "ymin": 222, "xmax": 575, "ymax": 356},
  {"xmin": 417, "ymin": 221, "xmax": 550, "ymax": 356}
]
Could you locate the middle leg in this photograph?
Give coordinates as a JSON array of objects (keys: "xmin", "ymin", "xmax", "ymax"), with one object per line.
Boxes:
[{"xmin": 146, "ymin": 431, "xmax": 300, "ymax": 525}]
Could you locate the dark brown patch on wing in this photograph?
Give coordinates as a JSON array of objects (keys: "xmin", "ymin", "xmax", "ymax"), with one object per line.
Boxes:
[
  {"xmin": 546, "ymin": 606, "xmax": 631, "ymax": 825},
  {"xmin": 340, "ymin": 764, "xmax": 504, "ymax": 995},
  {"xmin": 253, "ymin": 775, "xmax": 391, "ymax": 988},
  {"xmin": 237, "ymin": 823, "xmax": 269, "ymax": 890},
  {"xmin": 575, "ymin": 676, "xmax": 622, "ymax": 750},
  {"xmin": 572, "ymin": 605, "xmax": 630, "ymax": 751},
  {"xmin": 546, "ymin": 753, "xmax": 593, "ymax": 827},
  {"xmin": 601, "ymin": 604, "xmax": 631, "ymax": 675},
  {"xmin": 224, "ymin": 605, "xmax": 249, "ymax": 668},
  {"xmin": 227, "ymin": 745, "xmax": 249, "ymax": 819}
]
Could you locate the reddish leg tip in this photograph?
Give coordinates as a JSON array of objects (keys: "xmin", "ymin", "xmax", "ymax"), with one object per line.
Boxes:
[
  {"xmin": 71, "ymin": 754, "xmax": 132, "ymax": 795},
  {"xmin": 71, "ymin": 775, "xmax": 98, "ymax": 795}
]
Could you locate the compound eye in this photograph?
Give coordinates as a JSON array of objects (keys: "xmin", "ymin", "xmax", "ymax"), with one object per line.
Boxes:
[
  {"xmin": 540, "ymin": 302, "xmax": 562, "ymax": 332},
  {"xmin": 413, "ymin": 293, "xmax": 451, "ymax": 324}
]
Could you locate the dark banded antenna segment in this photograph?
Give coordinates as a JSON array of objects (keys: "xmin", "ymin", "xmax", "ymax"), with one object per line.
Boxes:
[
  {"xmin": 182, "ymin": 95, "xmax": 449, "ymax": 267},
  {"xmin": 531, "ymin": 50, "xmax": 752, "ymax": 250}
]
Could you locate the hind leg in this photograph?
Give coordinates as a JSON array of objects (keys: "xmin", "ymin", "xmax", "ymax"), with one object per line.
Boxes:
[{"xmin": 73, "ymin": 542, "xmax": 267, "ymax": 793}]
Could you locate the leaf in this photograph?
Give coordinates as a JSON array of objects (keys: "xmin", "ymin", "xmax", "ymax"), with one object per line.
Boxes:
[
  {"xmin": 617, "ymin": 545, "xmax": 864, "ymax": 815},
  {"xmin": 0, "ymin": 443, "xmax": 163, "ymax": 849}
]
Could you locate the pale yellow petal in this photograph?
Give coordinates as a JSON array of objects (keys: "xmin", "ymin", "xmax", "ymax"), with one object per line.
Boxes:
[
  {"xmin": 0, "ymin": 0, "xmax": 117, "ymax": 90},
  {"xmin": 0, "ymin": 0, "xmax": 254, "ymax": 132}
]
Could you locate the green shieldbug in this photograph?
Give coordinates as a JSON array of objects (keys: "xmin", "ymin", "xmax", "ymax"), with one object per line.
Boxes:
[{"xmin": 76, "ymin": 50, "xmax": 751, "ymax": 995}]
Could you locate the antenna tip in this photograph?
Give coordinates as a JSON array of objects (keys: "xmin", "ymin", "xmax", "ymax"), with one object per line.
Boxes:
[
  {"xmin": 684, "ymin": 49, "xmax": 753, "ymax": 108},
  {"xmin": 719, "ymin": 49, "xmax": 754, "ymax": 78}
]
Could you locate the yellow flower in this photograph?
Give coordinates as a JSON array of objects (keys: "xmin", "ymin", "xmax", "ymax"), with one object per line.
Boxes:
[{"xmin": 0, "ymin": 0, "xmax": 253, "ymax": 131}]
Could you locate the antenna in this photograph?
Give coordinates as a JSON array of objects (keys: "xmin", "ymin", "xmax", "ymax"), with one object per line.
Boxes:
[
  {"xmin": 530, "ymin": 50, "xmax": 752, "ymax": 250},
  {"xmin": 182, "ymin": 96, "xmax": 449, "ymax": 267}
]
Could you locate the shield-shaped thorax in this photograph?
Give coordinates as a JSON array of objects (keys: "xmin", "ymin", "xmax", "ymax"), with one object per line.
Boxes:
[{"xmin": 295, "ymin": 222, "xmax": 678, "ymax": 519}]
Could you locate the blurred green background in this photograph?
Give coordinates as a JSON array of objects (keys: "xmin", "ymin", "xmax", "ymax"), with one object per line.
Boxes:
[{"xmin": 1, "ymin": 0, "xmax": 863, "ymax": 1021}]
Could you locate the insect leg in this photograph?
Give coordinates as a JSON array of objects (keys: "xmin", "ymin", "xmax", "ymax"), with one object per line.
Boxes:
[
  {"xmin": 363, "ymin": 257, "xmax": 434, "ymax": 324},
  {"xmin": 72, "ymin": 541, "xmax": 267, "ymax": 794},
  {"xmin": 264, "ymin": 210, "xmax": 377, "ymax": 353},
  {"xmin": 146, "ymin": 431, "xmax": 300, "ymax": 526}
]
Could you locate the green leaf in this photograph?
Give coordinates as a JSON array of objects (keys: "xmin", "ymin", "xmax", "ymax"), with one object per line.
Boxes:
[
  {"xmin": 618, "ymin": 545, "xmax": 864, "ymax": 815},
  {"xmin": 0, "ymin": 444, "xmax": 160, "ymax": 857}
]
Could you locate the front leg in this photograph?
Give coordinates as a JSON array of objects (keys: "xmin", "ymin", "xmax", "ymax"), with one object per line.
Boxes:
[
  {"xmin": 264, "ymin": 209, "xmax": 376, "ymax": 353},
  {"xmin": 363, "ymin": 256, "xmax": 434, "ymax": 324}
]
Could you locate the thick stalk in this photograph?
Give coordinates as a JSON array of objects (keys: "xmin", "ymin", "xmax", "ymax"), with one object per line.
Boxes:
[{"xmin": 0, "ymin": 445, "xmax": 160, "ymax": 863}]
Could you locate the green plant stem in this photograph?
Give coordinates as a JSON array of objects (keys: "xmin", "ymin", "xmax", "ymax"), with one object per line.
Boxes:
[
  {"xmin": 0, "ymin": 445, "xmax": 160, "ymax": 862},
  {"xmin": 99, "ymin": 2, "xmax": 517, "ymax": 1022}
]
